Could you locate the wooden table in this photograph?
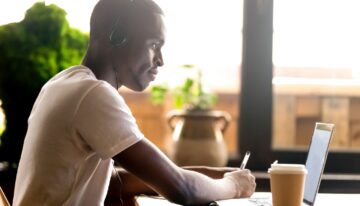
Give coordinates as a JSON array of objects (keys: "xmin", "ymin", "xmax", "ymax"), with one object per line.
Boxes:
[{"xmin": 136, "ymin": 192, "xmax": 360, "ymax": 205}]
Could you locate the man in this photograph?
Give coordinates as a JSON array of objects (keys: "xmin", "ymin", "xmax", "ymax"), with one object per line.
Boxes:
[{"xmin": 13, "ymin": 0, "xmax": 256, "ymax": 205}]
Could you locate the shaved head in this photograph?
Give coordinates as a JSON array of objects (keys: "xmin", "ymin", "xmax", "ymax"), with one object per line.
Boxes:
[{"xmin": 89, "ymin": 0, "xmax": 164, "ymax": 43}]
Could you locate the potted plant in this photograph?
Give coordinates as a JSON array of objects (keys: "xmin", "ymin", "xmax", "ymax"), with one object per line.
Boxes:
[{"xmin": 150, "ymin": 65, "xmax": 231, "ymax": 167}]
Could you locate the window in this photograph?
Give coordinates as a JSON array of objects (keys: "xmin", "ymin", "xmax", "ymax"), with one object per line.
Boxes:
[
  {"xmin": 237, "ymin": 0, "xmax": 360, "ymax": 177},
  {"xmin": 272, "ymin": 0, "xmax": 360, "ymax": 152},
  {"xmin": 153, "ymin": 0, "xmax": 243, "ymax": 92}
]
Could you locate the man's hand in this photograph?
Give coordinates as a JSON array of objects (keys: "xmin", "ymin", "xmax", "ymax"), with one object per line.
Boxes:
[
  {"xmin": 182, "ymin": 166, "xmax": 257, "ymax": 197},
  {"xmin": 223, "ymin": 169, "xmax": 256, "ymax": 198}
]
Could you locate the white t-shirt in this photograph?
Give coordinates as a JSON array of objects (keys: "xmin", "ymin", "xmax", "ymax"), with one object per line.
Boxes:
[{"xmin": 13, "ymin": 65, "xmax": 144, "ymax": 206}]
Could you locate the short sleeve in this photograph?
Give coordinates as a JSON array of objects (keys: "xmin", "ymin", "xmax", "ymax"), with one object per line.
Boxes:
[{"xmin": 73, "ymin": 82, "xmax": 144, "ymax": 159}]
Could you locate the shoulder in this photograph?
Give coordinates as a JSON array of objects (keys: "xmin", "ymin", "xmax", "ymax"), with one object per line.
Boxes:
[
  {"xmin": 85, "ymin": 80, "xmax": 126, "ymax": 106},
  {"xmin": 76, "ymin": 79, "xmax": 131, "ymax": 119}
]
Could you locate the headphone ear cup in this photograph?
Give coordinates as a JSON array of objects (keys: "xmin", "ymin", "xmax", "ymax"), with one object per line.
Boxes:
[{"xmin": 109, "ymin": 27, "xmax": 127, "ymax": 46}]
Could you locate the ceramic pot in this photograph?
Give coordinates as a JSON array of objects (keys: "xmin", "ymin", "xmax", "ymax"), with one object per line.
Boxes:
[{"xmin": 167, "ymin": 109, "xmax": 230, "ymax": 167}]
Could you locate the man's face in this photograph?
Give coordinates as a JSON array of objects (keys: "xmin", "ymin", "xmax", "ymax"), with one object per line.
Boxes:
[{"xmin": 117, "ymin": 14, "xmax": 165, "ymax": 91}]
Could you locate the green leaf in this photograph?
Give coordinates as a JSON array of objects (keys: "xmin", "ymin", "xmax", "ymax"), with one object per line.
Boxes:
[
  {"xmin": 181, "ymin": 64, "xmax": 195, "ymax": 69},
  {"xmin": 149, "ymin": 66, "xmax": 218, "ymax": 110},
  {"xmin": 150, "ymin": 85, "xmax": 168, "ymax": 105}
]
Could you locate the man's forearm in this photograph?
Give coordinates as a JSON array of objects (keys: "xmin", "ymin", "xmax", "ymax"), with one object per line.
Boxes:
[
  {"xmin": 110, "ymin": 166, "xmax": 236, "ymax": 197},
  {"xmin": 182, "ymin": 166, "xmax": 237, "ymax": 179}
]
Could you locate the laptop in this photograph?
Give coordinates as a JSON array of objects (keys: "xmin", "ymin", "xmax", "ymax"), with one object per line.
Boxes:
[
  {"xmin": 217, "ymin": 122, "xmax": 335, "ymax": 206},
  {"xmin": 302, "ymin": 122, "xmax": 334, "ymax": 205}
]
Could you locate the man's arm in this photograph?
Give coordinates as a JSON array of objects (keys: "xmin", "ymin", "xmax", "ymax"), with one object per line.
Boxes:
[
  {"xmin": 181, "ymin": 166, "xmax": 240, "ymax": 179},
  {"xmin": 107, "ymin": 165, "xmax": 240, "ymax": 197},
  {"xmin": 105, "ymin": 166, "xmax": 240, "ymax": 206},
  {"xmin": 109, "ymin": 138, "xmax": 256, "ymax": 206}
]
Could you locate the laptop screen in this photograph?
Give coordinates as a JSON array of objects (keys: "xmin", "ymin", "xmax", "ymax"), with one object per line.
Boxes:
[{"xmin": 303, "ymin": 123, "xmax": 334, "ymax": 205}]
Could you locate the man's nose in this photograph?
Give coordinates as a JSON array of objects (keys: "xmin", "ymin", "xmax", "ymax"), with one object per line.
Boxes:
[{"xmin": 154, "ymin": 53, "xmax": 164, "ymax": 67}]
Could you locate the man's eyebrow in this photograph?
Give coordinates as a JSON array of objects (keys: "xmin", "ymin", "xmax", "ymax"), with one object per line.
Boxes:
[
  {"xmin": 148, "ymin": 37, "xmax": 164, "ymax": 45},
  {"xmin": 156, "ymin": 38, "xmax": 165, "ymax": 45}
]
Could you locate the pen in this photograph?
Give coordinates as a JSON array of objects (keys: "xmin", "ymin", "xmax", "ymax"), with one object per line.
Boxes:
[{"xmin": 240, "ymin": 151, "xmax": 251, "ymax": 169}]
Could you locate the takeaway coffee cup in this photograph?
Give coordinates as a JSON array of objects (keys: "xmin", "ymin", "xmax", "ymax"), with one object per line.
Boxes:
[{"xmin": 268, "ymin": 163, "xmax": 308, "ymax": 206}]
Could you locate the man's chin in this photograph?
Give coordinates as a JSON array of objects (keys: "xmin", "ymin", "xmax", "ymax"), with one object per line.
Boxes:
[{"xmin": 126, "ymin": 83, "xmax": 149, "ymax": 92}]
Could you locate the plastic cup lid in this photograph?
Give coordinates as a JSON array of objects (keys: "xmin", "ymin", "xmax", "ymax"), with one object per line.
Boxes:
[{"xmin": 268, "ymin": 163, "xmax": 308, "ymax": 174}]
